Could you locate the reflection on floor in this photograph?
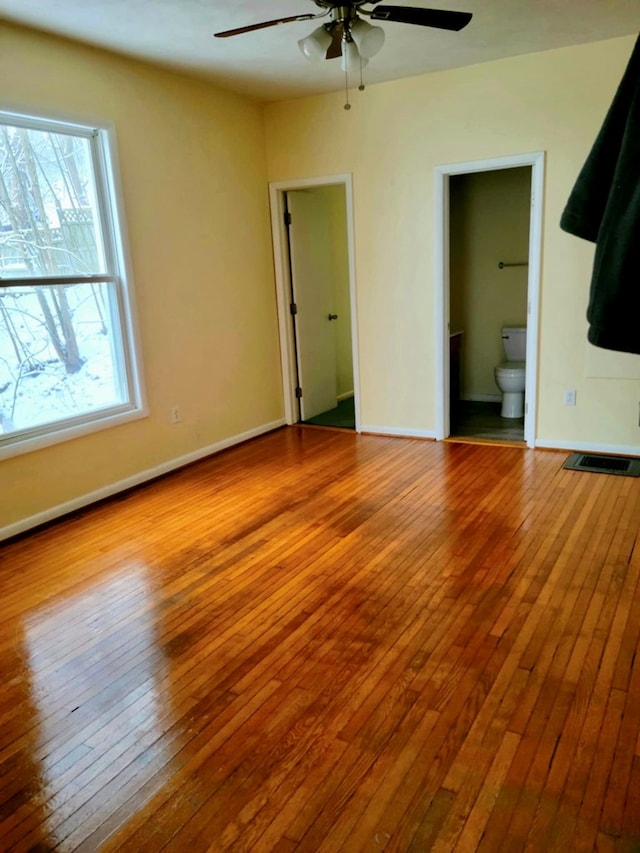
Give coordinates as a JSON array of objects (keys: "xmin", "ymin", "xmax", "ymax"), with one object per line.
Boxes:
[
  {"xmin": 450, "ymin": 400, "xmax": 525, "ymax": 443},
  {"xmin": 302, "ymin": 396, "xmax": 355, "ymax": 429}
]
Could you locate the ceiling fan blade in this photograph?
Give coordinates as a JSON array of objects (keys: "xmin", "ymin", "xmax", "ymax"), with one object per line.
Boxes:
[
  {"xmin": 325, "ymin": 24, "xmax": 343, "ymax": 60},
  {"xmin": 369, "ymin": 6, "xmax": 472, "ymax": 31},
  {"xmin": 214, "ymin": 13, "xmax": 317, "ymax": 38}
]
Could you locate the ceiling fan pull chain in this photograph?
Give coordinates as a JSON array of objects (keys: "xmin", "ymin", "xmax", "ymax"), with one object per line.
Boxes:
[
  {"xmin": 359, "ymin": 58, "xmax": 365, "ymax": 92},
  {"xmin": 344, "ymin": 66, "xmax": 351, "ymax": 110}
]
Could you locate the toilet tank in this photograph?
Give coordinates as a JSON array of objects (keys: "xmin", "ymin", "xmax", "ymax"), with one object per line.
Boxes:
[{"xmin": 502, "ymin": 327, "xmax": 526, "ymax": 361}]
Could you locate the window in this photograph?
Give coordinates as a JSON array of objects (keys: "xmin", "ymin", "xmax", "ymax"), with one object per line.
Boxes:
[{"xmin": 0, "ymin": 111, "xmax": 145, "ymax": 458}]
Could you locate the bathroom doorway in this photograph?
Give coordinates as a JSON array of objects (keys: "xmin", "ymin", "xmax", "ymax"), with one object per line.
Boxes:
[
  {"xmin": 269, "ymin": 175, "xmax": 361, "ymax": 432},
  {"xmin": 434, "ymin": 153, "xmax": 544, "ymax": 448}
]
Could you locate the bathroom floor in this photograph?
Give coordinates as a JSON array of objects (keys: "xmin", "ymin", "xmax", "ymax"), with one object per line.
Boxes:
[
  {"xmin": 450, "ymin": 400, "xmax": 525, "ymax": 443},
  {"xmin": 301, "ymin": 397, "xmax": 355, "ymax": 430}
]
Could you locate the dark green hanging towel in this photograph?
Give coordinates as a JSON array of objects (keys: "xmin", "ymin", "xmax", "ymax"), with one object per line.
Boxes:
[{"xmin": 560, "ymin": 34, "xmax": 640, "ymax": 355}]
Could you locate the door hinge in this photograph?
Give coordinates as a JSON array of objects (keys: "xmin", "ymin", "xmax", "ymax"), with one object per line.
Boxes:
[
  {"xmin": 290, "ymin": 302, "xmax": 297, "ymax": 315},
  {"xmin": 284, "ymin": 211, "xmax": 292, "ymax": 226},
  {"xmin": 295, "ymin": 386, "xmax": 303, "ymax": 399}
]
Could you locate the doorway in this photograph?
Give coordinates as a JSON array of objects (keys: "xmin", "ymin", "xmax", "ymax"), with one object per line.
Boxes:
[
  {"xmin": 434, "ymin": 153, "xmax": 544, "ymax": 448},
  {"xmin": 269, "ymin": 175, "xmax": 361, "ymax": 431}
]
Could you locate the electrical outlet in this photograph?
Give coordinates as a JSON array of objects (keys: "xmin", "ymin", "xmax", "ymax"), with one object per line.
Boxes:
[
  {"xmin": 564, "ymin": 389, "xmax": 577, "ymax": 406},
  {"xmin": 170, "ymin": 405, "xmax": 181, "ymax": 424}
]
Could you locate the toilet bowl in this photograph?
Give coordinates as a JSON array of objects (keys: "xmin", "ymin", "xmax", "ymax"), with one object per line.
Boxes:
[
  {"xmin": 494, "ymin": 361, "xmax": 526, "ymax": 418},
  {"xmin": 494, "ymin": 326, "xmax": 526, "ymax": 418}
]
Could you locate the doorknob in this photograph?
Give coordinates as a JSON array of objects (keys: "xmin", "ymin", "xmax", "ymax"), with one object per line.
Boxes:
[{"xmin": 328, "ymin": 313, "xmax": 338, "ymax": 321}]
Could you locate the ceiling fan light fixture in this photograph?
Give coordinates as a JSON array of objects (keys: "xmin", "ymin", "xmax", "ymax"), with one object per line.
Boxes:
[
  {"xmin": 297, "ymin": 24, "xmax": 332, "ymax": 62},
  {"xmin": 215, "ymin": 3, "xmax": 473, "ymax": 111},
  {"xmin": 349, "ymin": 18, "xmax": 385, "ymax": 59}
]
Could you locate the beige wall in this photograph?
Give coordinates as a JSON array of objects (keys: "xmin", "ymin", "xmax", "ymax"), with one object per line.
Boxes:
[
  {"xmin": 264, "ymin": 35, "xmax": 640, "ymax": 448},
  {"xmin": 1, "ymin": 21, "xmax": 282, "ymax": 531},
  {"xmin": 450, "ymin": 167, "xmax": 530, "ymax": 400},
  {"xmin": 324, "ymin": 185, "xmax": 353, "ymax": 399}
]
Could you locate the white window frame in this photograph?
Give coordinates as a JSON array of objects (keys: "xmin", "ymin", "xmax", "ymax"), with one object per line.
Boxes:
[{"xmin": 0, "ymin": 109, "xmax": 146, "ymax": 460}]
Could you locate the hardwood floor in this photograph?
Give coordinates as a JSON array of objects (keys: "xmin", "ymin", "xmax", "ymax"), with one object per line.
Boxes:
[{"xmin": 1, "ymin": 427, "xmax": 640, "ymax": 851}]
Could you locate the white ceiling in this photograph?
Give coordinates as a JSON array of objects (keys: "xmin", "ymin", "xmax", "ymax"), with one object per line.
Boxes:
[{"xmin": 1, "ymin": 0, "xmax": 638, "ymax": 102}]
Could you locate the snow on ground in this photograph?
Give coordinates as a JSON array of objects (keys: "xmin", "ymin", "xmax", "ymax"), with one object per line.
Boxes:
[{"xmin": 0, "ymin": 285, "xmax": 121, "ymax": 435}]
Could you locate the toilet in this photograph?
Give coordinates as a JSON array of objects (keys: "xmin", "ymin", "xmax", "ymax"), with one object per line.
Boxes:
[{"xmin": 494, "ymin": 327, "xmax": 526, "ymax": 418}]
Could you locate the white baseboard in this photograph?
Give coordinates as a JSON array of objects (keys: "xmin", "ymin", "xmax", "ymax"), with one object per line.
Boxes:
[
  {"xmin": 535, "ymin": 438, "xmax": 640, "ymax": 458},
  {"xmin": 360, "ymin": 425, "xmax": 437, "ymax": 440},
  {"xmin": 1, "ymin": 418, "xmax": 286, "ymax": 542},
  {"xmin": 337, "ymin": 391, "xmax": 355, "ymax": 402}
]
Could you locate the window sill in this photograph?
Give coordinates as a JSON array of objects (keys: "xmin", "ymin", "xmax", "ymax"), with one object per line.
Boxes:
[{"xmin": 0, "ymin": 405, "xmax": 148, "ymax": 461}]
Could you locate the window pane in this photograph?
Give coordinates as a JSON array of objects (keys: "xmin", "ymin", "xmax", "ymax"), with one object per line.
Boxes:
[
  {"xmin": 0, "ymin": 282, "xmax": 127, "ymax": 436},
  {"xmin": 0, "ymin": 125, "xmax": 106, "ymax": 278}
]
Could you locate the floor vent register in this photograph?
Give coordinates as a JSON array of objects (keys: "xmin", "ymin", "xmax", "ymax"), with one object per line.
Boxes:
[{"xmin": 563, "ymin": 453, "xmax": 640, "ymax": 477}]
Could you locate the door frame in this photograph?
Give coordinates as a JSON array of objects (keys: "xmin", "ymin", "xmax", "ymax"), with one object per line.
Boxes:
[
  {"xmin": 269, "ymin": 174, "xmax": 361, "ymax": 431},
  {"xmin": 434, "ymin": 152, "xmax": 545, "ymax": 447}
]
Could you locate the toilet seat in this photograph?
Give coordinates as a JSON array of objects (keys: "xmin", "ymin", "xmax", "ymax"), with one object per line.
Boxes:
[{"xmin": 495, "ymin": 361, "xmax": 525, "ymax": 376}]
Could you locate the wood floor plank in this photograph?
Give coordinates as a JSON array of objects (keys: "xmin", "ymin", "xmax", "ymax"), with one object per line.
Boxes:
[
  {"xmin": 324, "ymin": 708, "xmax": 442, "ymax": 853},
  {"xmin": 450, "ymin": 729, "xmax": 521, "ymax": 851},
  {"xmin": 0, "ymin": 428, "xmax": 639, "ymax": 850}
]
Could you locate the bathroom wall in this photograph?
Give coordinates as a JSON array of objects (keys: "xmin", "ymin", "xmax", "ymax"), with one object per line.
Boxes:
[
  {"xmin": 325, "ymin": 184, "xmax": 354, "ymax": 399},
  {"xmin": 449, "ymin": 167, "xmax": 531, "ymax": 401}
]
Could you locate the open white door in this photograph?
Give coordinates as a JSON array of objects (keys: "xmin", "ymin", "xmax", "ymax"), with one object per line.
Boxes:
[{"xmin": 287, "ymin": 190, "xmax": 338, "ymax": 420}]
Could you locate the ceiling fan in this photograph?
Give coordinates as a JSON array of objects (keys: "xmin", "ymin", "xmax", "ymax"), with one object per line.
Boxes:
[{"xmin": 214, "ymin": 2, "xmax": 472, "ymax": 69}]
